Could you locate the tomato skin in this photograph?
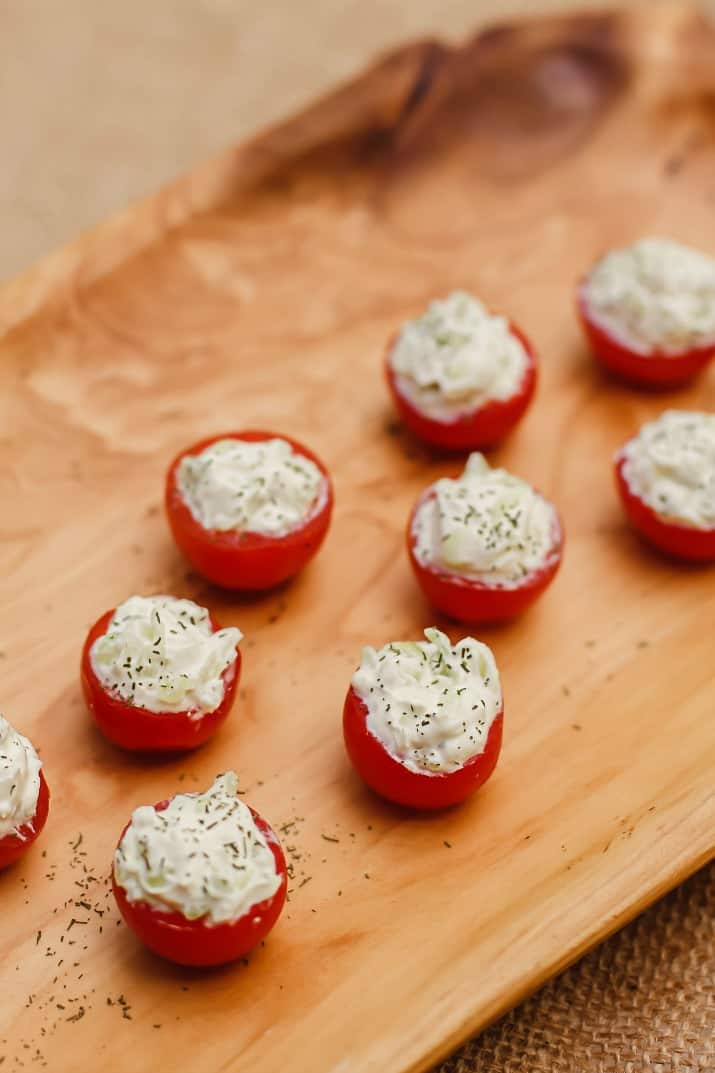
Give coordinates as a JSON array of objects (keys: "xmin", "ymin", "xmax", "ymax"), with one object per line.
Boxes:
[
  {"xmin": 165, "ymin": 430, "xmax": 333, "ymax": 591},
  {"xmin": 577, "ymin": 282, "xmax": 715, "ymax": 388},
  {"xmin": 406, "ymin": 490, "xmax": 563, "ymax": 623},
  {"xmin": 614, "ymin": 455, "xmax": 715, "ymax": 562},
  {"xmin": 80, "ymin": 610, "xmax": 241, "ymax": 753},
  {"xmin": 343, "ymin": 686, "xmax": 503, "ymax": 809},
  {"xmin": 385, "ymin": 324, "xmax": 537, "ymax": 451},
  {"xmin": 112, "ymin": 801, "xmax": 287, "ymax": 967},
  {"xmin": 0, "ymin": 770, "xmax": 50, "ymax": 870}
]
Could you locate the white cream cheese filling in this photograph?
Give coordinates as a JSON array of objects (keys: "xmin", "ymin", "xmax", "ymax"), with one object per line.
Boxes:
[
  {"xmin": 0, "ymin": 715, "xmax": 42, "ymax": 839},
  {"xmin": 90, "ymin": 595, "xmax": 242, "ymax": 715},
  {"xmin": 114, "ymin": 772, "xmax": 281, "ymax": 924},
  {"xmin": 619, "ymin": 409, "xmax": 715, "ymax": 529},
  {"xmin": 352, "ymin": 628, "xmax": 502, "ymax": 774},
  {"xmin": 389, "ymin": 291, "xmax": 529, "ymax": 420},
  {"xmin": 412, "ymin": 453, "xmax": 558, "ymax": 587},
  {"xmin": 177, "ymin": 437, "xmax": 325, "ymax": 536},
  {"xmin": 584, "ymin": 237, "xmax": 715, "ymax": 355}
]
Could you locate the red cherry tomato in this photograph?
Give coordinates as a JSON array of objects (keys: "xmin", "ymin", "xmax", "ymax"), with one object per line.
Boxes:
[
  {"xmin": 112, "ymin": 799, "xmax": 287, "ymax": 966},
  {"xmin": 165, "ymin": 430, "xmax": 333, "ymax": 591},
  {"xmin": 0, "ymin": 770, "xmax": 50, "ymax": 870},
  {"xmin": 385, "ymin": 323, "xmax": 537, "ymax": 451},
  {"xmin": 577, "ymin": 281, "xmax": 715, "ymax": 388},
  {"xmin": 406, "ymin": 489, "xmax": 564, "ymax": 623},
  {"xmin": 614, "ymin": 454, "xmax": 715, "ymax": 562},
  {"xmin": 81, "ymin": 609, "xmax": 241, "ymax": 752},
  {"xmin": 343, "ymin": 686, "xmax": 503, "ymax": 809}
]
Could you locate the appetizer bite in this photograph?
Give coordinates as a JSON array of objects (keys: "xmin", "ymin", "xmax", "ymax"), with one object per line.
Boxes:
[
  {"xmin": 385, "ymin": 291, "xmax": 537, "ymax": 450},
  {"xmin": 165, "ymin": 431, "xmax": 333, "ymax": 590},
  {"xmin": 614, "ymin": 409, "xmax": 715, "ymax": 561},
  {"xmin": 407, "ymin": 453, "xmax": 563, "ymax": 623},
  {"xmin": 578, "ymin": 237, "xmax": 715, "ymax": 386},
  {"xmin": 81, "ymin": 595, "xmax": 242, "ymax": 752},
  {"xmin": 343, "ymin": 629, "xmax": 503, "ymax": 809},
  {"xmin": 0, "ymin": 715, "xmax": 49, "ymax": 869},
  {"xmin": 113, "ymin": 772, "xmax": 287, "ymax": 966}
]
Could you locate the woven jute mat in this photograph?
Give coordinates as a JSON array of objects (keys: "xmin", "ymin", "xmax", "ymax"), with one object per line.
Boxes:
[{"xmin": 436, "ymin": 862, "xmax": 714, "ymax": 1073}]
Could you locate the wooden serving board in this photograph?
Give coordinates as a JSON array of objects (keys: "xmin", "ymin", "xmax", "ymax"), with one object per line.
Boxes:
[{"xmin": 1, "ymin": 5, "xmax": 714, "ymax": 1072}]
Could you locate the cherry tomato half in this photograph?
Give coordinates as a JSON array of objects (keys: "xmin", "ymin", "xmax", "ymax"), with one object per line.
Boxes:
[
  {"xmin": 614, "ymin": 454, "xmax": 715, "ymax": 562},
  {"xmin": 112, "ymin": 800, "xmax": 287, "ymax": 966},
  {"xmin": 165, "ymin": 430, "xmax": 333, "ymax": 591},
  {"xmin": 577, "ymin": 282, "xmax": 715, "ymax": 388},
  {"xmin": 81, "ymin": 609, "xmax": 241, "ymax": 752},
  {"xmin": 343, "ymin": 686, "xmax": 503, "ymax": 809},
  {"xmin": 385, "ymin": 324, "xmax": 537, "ymax": 451},
  {"xmin": 0, "ymin": 770, "xmax": 50, "ymax": 871},
  {"xmin": 406, "ymin": 490, "xmax": 564, "ymax": 623}
]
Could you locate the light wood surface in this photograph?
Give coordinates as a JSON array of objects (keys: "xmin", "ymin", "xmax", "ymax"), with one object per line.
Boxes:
[
  {"xmin": 1, "ymin": 0, "xmax": 707, "ymax": 281},
  {"xmin": 1, "ymin": 5, "xmax": 714, "ymax": 1072}
]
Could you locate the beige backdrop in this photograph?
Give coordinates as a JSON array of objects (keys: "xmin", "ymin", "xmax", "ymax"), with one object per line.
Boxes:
[
  {"xmin": 1, "ymin": 3, "xmax": 714, "ymax": 1072},
  {"xmin": 1, "ymin": 0, "xmax": 705, "ymax": 280}
]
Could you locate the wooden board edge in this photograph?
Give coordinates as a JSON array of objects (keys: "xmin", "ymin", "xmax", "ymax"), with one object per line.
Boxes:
[
  {"xmin": 0, "ymin": 2, "xmax": 707, "ymax": 341},
  {"xmin": 411, "ymin": 830, "xmax": 715, "ymax": 1073},
  {"xmin": 0, "ymin": 38, "xmax": 440, "ymax": 340},
  {"xmin": 0, "ymin": 3, "xmax": 713, "ymax": 1070}
]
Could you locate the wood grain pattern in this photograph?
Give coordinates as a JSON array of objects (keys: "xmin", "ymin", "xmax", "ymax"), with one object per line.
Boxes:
[{"xmin": 1, "ymin": 5, "xmax": 714, "ymax": 1072}]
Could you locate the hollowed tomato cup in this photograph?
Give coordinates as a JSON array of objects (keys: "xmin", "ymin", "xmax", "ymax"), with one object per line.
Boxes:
[
  {"xmin": 385, "ymin": 325, "xmax": 538, "ymax": 451},
  {"xmin": 614, "ymin": 454, "xmax": 715, "ymax": 562},
  {"xmin": 0, "ymin": 770, "xmax": 50, "ymax": 870},
  {"xmin": 165, "ymin": 430, "xmax": 334, "ymax": 591},
  {"xmin": 577, "ymin": 282, "xmax": 715, "ymax": 388},
  {"xmin": 343, "ymin": 686, "xmax": 503, "ymax": 810},
  {"xmin": 112, "ymin": 800, "xmax": 287, "ymax": 967},
  {"xmin": 406, "ymin": 490, "xmax": 564, "ymax": 623},
  {"xmin": 81, "ymin": 610, "xmax": 241, "ymax": 753}
]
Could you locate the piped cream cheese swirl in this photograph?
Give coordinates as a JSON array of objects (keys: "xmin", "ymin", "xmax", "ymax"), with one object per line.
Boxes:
[
  {"xmin": 0, "ymin": 715, "xmax": 42, "ymax": 839},
  {"xmin": 90, "ymin": 595, "xmax": 242, "ymax": 715},
  {"xmin": 412, "ymin": 453, "xmax": 558, "ymax": 586},
  {"xmin": 352, "ymin": 628, "xmax": 502, "ymax": 774},
  {"xmin": 619, "ymin": 410, "xmax": 715, "ymax": 528},
  {"xmin": 389, "ymin": 291, "xmax": 529, "ymax": 419},
  {"xmin": 114, "ymin": 772, "xmax": 281, "ymax": 924},
  {"xmin": 584, "ymin": 237, "xmax": 715, "ymax": 355},
  {"xmin": 177, "ymin": 437, "xmax": 325, "ymax": 535}
]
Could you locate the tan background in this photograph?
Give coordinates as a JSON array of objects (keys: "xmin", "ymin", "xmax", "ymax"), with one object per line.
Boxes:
[
  {"xmin": 3, "ymin": 0, "xmax": 713, "ymax": 282},
  {"xmin": 0, "ymin": 2, "xmax": 713, "ymax": 1072}
]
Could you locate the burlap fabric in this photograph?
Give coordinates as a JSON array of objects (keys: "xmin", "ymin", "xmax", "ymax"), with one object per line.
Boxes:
[{"xmin": 436, "ymin": 862, "xmax": 714, "ymax": 1073}]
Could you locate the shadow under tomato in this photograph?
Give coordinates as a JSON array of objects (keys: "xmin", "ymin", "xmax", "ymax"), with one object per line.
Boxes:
[
  {"xmin": 0, "ymin": 852, "xmax": 38, "ymax": 877},
  {"xmin": 198, "ymin": 574, "xmax": 297, "ymax": 606},
  {"xmin": 84, "ymin": 717, "xmax": 234, "ymax": 770},
  {"xmin": 380, "ymin": 405, "xmax": 463, "ymax": 462},
  {"xmin": 340, "ymin": 753, "xmax": 504, "ymax": 822},
  {"xmin": 597, "ymin": 363, "xmax": 702, "ymax": 395},
  {"xmin": 410, "ymin": 589, "xmax": 559, "ymax": 635},
  {"xmin": 573, "ymin": 339, "xmax": 705, "ymax": 396},
  {"xmin": 120, "ymin": 930, "xmax": 267, "ymax": 981},
  {"xmin": 162, "ymin": 539, "xmax": 317, "ymax": 611},
  {"xmin": 612, "ymin": 515, "xmax": 714, "ymax": 572}
]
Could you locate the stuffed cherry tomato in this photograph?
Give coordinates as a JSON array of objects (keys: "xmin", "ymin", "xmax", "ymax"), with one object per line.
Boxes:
[
  {"xmin": 81, "ymin": 594, "xmax": 242, "ymax": 752},
  {"xmin": 407, "ymin": 452, "xmax": 563, "ymax": 623},
  {"xmin": 577, "ymin": 237, "xmax": 715, "ymax": 387},
  {"xmin": 112, "ymin": 772, "xmax": 287, "ymax": 966},
  {"xmin": 614, "ymin": 409, "xmax": 715, "ymax": 561},
  {"xmin": 343, "ymin": 628, "xmax": 503, "ymax": 810},
  {"xmin": 165, "ymin": 431, "xmax": 333, "ymax": 590},
  {"xmin": 385, "ymin": 290, "xmax": 537, "ymax": 451},
  {"xmin": 0, "ymin": 715, "xmax": 50, "ymax": 870}
]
